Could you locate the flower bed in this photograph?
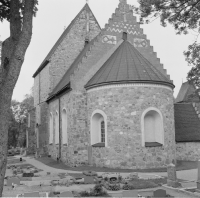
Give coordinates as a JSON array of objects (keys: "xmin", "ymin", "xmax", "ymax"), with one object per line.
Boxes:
[{"xmin": 101, "ymin": 177, "xmax": 167, "ymax": 191}]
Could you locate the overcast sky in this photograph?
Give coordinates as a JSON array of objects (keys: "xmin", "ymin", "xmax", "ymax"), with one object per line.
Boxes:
[{"xmin": 0, "ymin": 0, "xmax": 196, "ymax": 101}]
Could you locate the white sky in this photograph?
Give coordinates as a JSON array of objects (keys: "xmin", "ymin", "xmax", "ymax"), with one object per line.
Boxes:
[{"xmin": 0, "ymin": 0, "xmax": 196, "ymax": 101}]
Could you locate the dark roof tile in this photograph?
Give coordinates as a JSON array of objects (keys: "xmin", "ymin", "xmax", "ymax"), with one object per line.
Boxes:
[
  {"xmin": 175, "ymin": 103, "xmax": 200, "ymax": 142},
  {"xmin": 85, "ymin": 41, "xmax": 174, "ymax": 89}
]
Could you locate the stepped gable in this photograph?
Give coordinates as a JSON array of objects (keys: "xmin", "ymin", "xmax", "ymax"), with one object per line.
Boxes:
[
  {"xmin": 175, "ymin": 81, "xmax": 200, "ymax": 103},
  {"xmin": 175, "ymin": 103, "xmax": 200, "ymax": 142},
  {"xmin": 47, "ymin": 35, "xmax": 100, "ymax": 101},
  {"xmin": 33, "ymin": 3, "xmax": 100, "ymax": 78},
  {"xmin": 101, "ymin": 0, "xmax": 172, "ymax": 82},
  {"xmin": 85, "ymin": 39, "xmax": 174, "ymax": 90}
]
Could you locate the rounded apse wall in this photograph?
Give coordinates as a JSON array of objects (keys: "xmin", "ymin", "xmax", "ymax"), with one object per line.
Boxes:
[{"xmin": 87, "ymin": 84, "xmax": 176, "ymax": 169}]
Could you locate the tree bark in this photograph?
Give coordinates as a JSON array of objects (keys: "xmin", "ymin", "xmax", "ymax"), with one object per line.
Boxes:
[{"xmin": 0, "ymin": 0, "xmax": 34, "ymax": 195}]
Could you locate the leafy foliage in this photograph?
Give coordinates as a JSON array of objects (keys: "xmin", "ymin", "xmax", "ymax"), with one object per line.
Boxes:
[
  {"xmin": 136, "ymin": 0, "xmax": 200, "ymax": 87},
  {"xmin": 0, "ymin": 0, "xmax": 38, "ymax": 22},
  {"xmin": 137, "ymin": 0, "xmax": 200, "ymax": 34},
  {"xmin": 8, "ymin": 93, "xmax": 34, "ymax": 148}
]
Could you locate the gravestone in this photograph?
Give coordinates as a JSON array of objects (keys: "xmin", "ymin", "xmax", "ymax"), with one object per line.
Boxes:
[
  {"xmin": 84, "ymin": 176, "xmax": 94, "ymax": 184},
  {"xmin": 122, "ymin": 190, "xmax": 138, "ymax": 197},
  {"xmin": 24, "ymin": 191, "xmax": 40, "ymax": 197},
  {"xmin": 22, "ymin": 172, "xmax": 34, "ymax": 177},
  {"xmin": 60, "ymin": 191, "xmax": 74, "ymax": 197},
  {"xmin": 7, "ymin": 177, "xmax": 20, "ymax": 186},
  {"xmin": 153, "ymin": 189, "xmax": 166, "ymax": 197},
  {"xmin": 167, "ymin": 163, "xmax": 179, "ymax": 187}
]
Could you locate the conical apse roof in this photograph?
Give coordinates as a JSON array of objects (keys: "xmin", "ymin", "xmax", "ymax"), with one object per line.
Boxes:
[{"xmin": 85, "ymin": 40, "xmax": 174, "ymax": 90}]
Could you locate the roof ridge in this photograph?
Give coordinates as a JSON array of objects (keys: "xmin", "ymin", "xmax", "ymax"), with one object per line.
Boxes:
[
  {"xmin": 127, "ymin": 41, "xmax": 141, "ymax": 80},
  {"xmin": 96, "ymin": 40, "xmax": 123, "ymax": 83},
  {"xmin": 128, "ymin": 42, "xmax": 153, "ymax": 81},
  {"xmin": 33, "ymin": 3, "xmax": 101, "ymax": 78},
  {"xmin": 115, "ymin": 41, "xmax": 125, "ymax": 81}
]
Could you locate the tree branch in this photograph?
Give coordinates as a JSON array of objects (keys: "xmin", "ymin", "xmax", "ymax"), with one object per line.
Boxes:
[
  {"xmin": 0, "ymin": 0, "xmax": 9, "ymax": 7},
  {"xmin": 10, "ymin": 0, "xmax": 21, "ymax": 40},
  {"xmin": 6, "ymin": 0, "xmax": 34, "ymax": 87}
]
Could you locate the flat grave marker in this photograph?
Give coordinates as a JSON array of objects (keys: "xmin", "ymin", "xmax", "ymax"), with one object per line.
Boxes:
[
  {"xmin": 83, "ymin": 176, "xmax": 94, "ymax": 184},
  {"xmin": 153, "ymin": 189, "xmax": 167, "ymax": 197},
  {"xmin": 7, "ymin": 177, "xmax": 20, "ymax": 186},
  {"xmin": 60, "ymin": 191, "xmax": 74, "ymax": 197},
  {"xmin": 24, "ymin": 191, "xmax": 40, "ymax": 197}
]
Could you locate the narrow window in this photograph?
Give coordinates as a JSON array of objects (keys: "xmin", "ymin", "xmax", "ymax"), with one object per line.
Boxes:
[
  {"xmin": 101, "ymin": 121, "xmax": 105, "ymax": 143},
  {"xmin": 91, "ymin": 110, "xmax": 107, "ymax": 147}
]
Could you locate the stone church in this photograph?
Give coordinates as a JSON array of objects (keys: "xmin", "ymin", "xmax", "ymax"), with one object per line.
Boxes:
[{"xmin": 32, "ymin": 0, "xmax": 177, "ymax": 169}]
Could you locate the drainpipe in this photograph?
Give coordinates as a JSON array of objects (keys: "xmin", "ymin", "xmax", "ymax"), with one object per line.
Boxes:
[{"xmin": 58, "ymin": 97, "xmax": 61, "ymax": 161}]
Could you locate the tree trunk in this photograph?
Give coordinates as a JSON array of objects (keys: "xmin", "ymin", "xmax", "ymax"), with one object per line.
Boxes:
[
  {"xmin": 0, "ymin": 0, "xmax": 35, "ymax": 195},
  {"xmin": 0, "ymin": 88, "xmax": 12, "ymax": 195}
]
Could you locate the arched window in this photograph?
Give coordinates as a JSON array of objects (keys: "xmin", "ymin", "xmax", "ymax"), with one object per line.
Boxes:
[
  {"xmin": 141, "ymin": 108, "xmax": 164, "ymax": 147},
  {"xmin": 62, "ymin": 109, "xmax": 68, "ymax": 145},
  {"xmin": 49, "ymin": 113, "xmax": 53, "ymax": 144},
  {"xmin": 91, "ymin": 110, "xmax": 107, "ymax": 147},
  {"xmin": 55, "ymin": 111, "xmax": 59, "ymax": 144}
]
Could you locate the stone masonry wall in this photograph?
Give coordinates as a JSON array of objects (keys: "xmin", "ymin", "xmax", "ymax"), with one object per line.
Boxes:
[
  {"xmin": 49, "ymin": 9, "xmax": 100, "ymax": 92},
  {"xmin": 87, "ymin": 85, "xmax": 176, "ymax": 169},
  {"xmin": 176, "ymin": 142, "xmax": 200, "ymax": 161},
  {"xmin": 33, "ymin": 6, "xmax": 100, "ymax": 155},
  {"xmin": 48, "ymin": 91, "xmax": 88, "ymax": 166}
]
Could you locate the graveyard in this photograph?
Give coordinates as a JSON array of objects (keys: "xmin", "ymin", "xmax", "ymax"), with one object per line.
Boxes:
[{"xmin": 2, "ymin": 155, "xmax": 200, "ymax": 197}]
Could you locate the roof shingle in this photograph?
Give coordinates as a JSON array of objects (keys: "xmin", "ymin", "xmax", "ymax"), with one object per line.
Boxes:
[
  {"xmin": 175, "ymin": 103, "xmax": 200, "ymax": 142},
  {"xmin": 85, "ymin": 40, "xmax": 174, "ymax": 89}
]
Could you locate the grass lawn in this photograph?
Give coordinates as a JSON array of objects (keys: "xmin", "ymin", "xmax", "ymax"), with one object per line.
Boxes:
[
  {"xmin": 36, "ymin": 156, "xmax": 198, "ymax": 173},
  {"xmin": 7, "ymin": 158, "xmax": 25, "ymax": 164}
]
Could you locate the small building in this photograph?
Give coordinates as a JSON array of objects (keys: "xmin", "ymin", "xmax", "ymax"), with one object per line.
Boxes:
[{"xmin": 175, "ymin": 81, "xmax": 200, "ymax": 161}]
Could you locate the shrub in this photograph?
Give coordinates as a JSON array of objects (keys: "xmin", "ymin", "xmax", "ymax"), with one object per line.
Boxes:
[
  {"xmin": 79, "ymin": 191, "xmax": 91, "ymax": 197},
  {"xmin": 126, "ymin": 179, "xmax": 158, "ymax": 189},
  {"xmin": 122, "ymin": 183, "xmax": 135, "ymax": 190},
  {"xmin": 79, "ymin": 184, "xmax": 110, "ymax": 197},
  {"xmin": 118, "ymin": 175, "xmax": 123, "ymax": 183},
  {"xmin": 105, "ymin": 183, "xmax": 121, "ymax": 191}
]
